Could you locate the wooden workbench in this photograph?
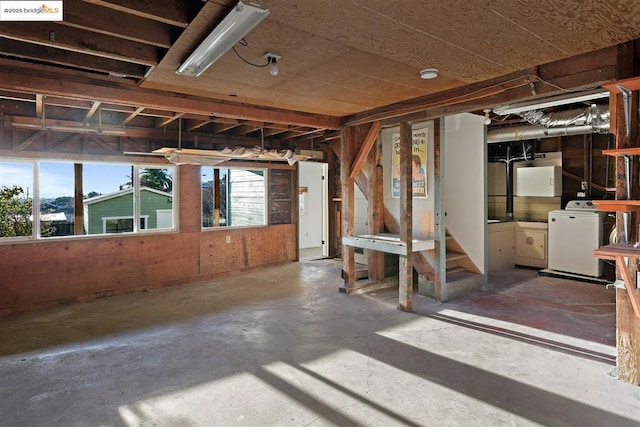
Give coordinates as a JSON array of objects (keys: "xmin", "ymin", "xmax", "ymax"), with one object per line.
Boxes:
[{"xmin": 342, "ymin": 233, "xmax": 435, "ymax": 256}]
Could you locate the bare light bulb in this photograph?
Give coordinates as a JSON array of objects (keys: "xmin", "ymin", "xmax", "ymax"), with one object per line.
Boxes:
[
  {"xmin": 483, "ymin": 109, "xmax": 491, "ymax": 125},
  {"xmin": 264, "ymin": 52, "xmax": 281, "ymax": 77},
  {"xmin": 269, "ymin": 59, "xmax": 279, "ymax": 76}
]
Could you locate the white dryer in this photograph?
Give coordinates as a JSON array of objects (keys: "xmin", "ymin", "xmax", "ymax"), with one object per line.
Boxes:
[{"xmin": 548, "ymin": 200, "xmax": 607, "ymax": 277}]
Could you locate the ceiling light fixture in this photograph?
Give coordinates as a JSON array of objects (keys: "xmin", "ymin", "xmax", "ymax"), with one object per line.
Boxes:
[
  {"xmin": 176, "ymin": 0, "xmax": 270, "ymax": 77},
  {"xmin": 493, "ymin": 89, "xmax": 610, "ymax": 115},
  {"xmin": 420, "ymin": 68, "xmax": 438, "ymax": 80},
  {"xmin": 264, "ymin": 52, "xmax": 280, "ymax": 76}
]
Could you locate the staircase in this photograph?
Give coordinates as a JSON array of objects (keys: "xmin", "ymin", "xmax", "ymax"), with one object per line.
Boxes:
[{"xmin": 419, "ymin": 230, "xmax": 484, "ymax": 301}]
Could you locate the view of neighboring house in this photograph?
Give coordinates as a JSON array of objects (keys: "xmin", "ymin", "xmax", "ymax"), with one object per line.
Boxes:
[{"xmin": 83, "ymin": 187, "xmax": 174, "ymax": 234}]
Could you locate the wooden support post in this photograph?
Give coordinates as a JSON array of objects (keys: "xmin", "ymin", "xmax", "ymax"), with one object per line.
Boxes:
[
  {"xmin": 73, "ymin": 163, "xmax": 83, "ymax": 235},
  {"xmin": 433, "ymin": 119, "xmax": 447, "ymax": 300},
  {"xmin": 350, "ymin": 121, "xmax": 381, "ymax": 180},
  {"xmin": 367, "ymin": 140, "xmax": 385, "ymax": 280},
  {"xmin": 398, "ymin": 120, "xmax": 413, "ymax": 311},
  {"xmin": 341, "ymin": 126, "xmax": 356, "ymax": 291}
]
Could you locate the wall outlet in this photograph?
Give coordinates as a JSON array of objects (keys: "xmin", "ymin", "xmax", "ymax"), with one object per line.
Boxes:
[
  {"xmin": 581, "ymin": 181, "xmax": 588, "ymax": 190},
  {"xmin": 226, "ymin": 235, "xmax": 231, "ymax": 243},
  {"xmin": 576, "ymin": 191, "xmax": 586, "ymax": 197}
]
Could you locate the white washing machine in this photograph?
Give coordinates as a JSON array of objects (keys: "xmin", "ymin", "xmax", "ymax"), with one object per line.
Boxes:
[{"xmin": 548, "ymin": 200, "xmax": 607, "ymax": 277}]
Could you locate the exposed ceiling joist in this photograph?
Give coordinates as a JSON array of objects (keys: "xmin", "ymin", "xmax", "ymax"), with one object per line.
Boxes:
[
  {"xmin": 61, "ymin": 0, "xmax": 174, "ymax": 48},
  {"xmin": 83, "ymin": 0, "xmax": 195, "ymax": 27},
  {"xmin": 122, "ymin": 107, "xmax": 146, "ymax": 125},
  {"xmin": 85, "ymin": 102, "xmax": 102, "ymax": 122},
  {"xmin": 0, "ymin": 23, "xmax": 159, "ymax": 66},
  {"xmin": 157, "ymin": 113, "xmax": 185, "ymax": 128},
  {"xmin": 0, "ymin": 38, "xmax": 148, "ymax": 78}
]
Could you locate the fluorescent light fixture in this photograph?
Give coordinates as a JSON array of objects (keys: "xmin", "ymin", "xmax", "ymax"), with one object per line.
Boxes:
[
  {"xmin": 493, "ymin": 89, "xmax": 610, "ymax": 115},
  {"xmin": 176, "ymin": 1, "xmax": 270, "ymax": 77}
]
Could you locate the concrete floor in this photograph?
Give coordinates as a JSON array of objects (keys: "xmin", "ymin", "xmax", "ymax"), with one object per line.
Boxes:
[{"xmin": 0, "ymin": 260, "xmax": 638, "ymax": 427}]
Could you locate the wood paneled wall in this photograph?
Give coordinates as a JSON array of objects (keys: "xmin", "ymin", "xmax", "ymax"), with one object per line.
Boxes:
[{"xmin": 0, "ymin": 164, "xmax": 297, "ymax": 315}]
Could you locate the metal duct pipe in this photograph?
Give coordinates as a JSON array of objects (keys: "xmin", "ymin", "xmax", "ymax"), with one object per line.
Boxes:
[
  {"xmin": 487, "ymin": 104, "xmax": 610, "ymax": 143},
  {"xmin": 520, "ymin": 104, "xmax": 609, "ymax": 132},
  {"xmin": 487, "ymin": 124, "xmax": 609, "ymax": 143}
]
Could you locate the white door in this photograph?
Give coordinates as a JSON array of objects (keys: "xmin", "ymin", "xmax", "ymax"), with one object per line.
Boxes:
[{"xmin": 298, "ymin": 161, "xmax": 328, "ymax": 259}]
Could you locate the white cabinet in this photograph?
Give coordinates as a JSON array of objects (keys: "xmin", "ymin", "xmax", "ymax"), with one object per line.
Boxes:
[
  {"xmin": 488, "ymin": 222, "xmax": 515, "ymax": 272},
  {"xmin": 515, "ymin": 222, "xmax": 547, "ymax": 268},
  {"xmin": 516, "ymin": 166, "xmax": 562, "ymax": 197}
]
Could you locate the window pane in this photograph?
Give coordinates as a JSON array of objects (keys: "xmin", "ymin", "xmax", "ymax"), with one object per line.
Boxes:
[
  {"xmin": 83, "ymin": 164, "xmax": 133, "ymax": 235},
  {"xmin": 105, "ymin": 218, "xmax": 133, "ymax": 233},
  {"xmin": 228, "ymin": 169, "xmax": 265, "ymax": 227},
  {"xmin": 202, "ymin": 167, "xmax": 266, "ymax": 228},
  {"xmin": 40, "ymin": 162, "xmax": 75, "ymax": 237},
  {"xmin": 139, "ymin": 167, "xmax": 174, "ymax": 230},
  {"xmin": 0, "ymin": 161, "xmax": 34, "ymax": 238}
]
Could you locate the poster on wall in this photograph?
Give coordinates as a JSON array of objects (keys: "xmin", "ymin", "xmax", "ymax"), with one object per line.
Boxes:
[{"xmin": 392, "ymin": 128, "xmax": 427, "ymax": 198}]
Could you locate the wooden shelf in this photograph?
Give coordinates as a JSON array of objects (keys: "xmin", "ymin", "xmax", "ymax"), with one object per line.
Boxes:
[
  {"xmin": 592, "ymin": 200, "xmax": 640, "ymax": 212},
  {"xmin": 594, "ymin": 243, "xmax": 640, "ymax": 259},
  {"xmin": 601, "ymin": 147, "xmax": 640, "ymax": 157},
  {"xmin": 593, "ymin": 243, "xmax": 640, "ymax": 321},
  {"xmin": 342, "ymin": 233, "xmax": 435, "ymax": 256},
  {"xmin": 603, "ymin": 76, "xmax": 640, "ymax": 93}
]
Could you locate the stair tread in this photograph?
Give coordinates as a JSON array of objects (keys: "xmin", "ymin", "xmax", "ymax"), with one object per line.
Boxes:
[{"xmin": 446, "ymin": 251, "xmax": 468, "ymax": 261}]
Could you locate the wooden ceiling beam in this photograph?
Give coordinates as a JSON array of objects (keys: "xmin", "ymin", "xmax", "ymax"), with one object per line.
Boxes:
[
  {"xmin": 233, "ymin": 124, "xmax": 265, "ymax": 136},
  {"xmin": 187, "ymin": 118, "xmax": 214, "ymax": 132},
  {"xmin": 35, "ymin": 95, "xmax": 44, "ymax": 119},
  {"xmin": 211, "ymin": 122, "xmax": 242, "ymax": 133},
  {"xmin": 83, "ymin": 0, "xmax": 195, "ymax": 28},
  {"xmin": 61, "ymin": 0, "xmax": 173, "ymax": 48},
  {"xmin": 0, "ymin": 62, "xmax": 341, "ymax": 130},
  {"xmin": 0, "ymin": 23, "xmax": 159, "ymax": 66},
  {"xmin": 122, "ymin": 107, "xmax": 145, "ymax": 125},
  {"xmin": 0, "ymin": 90, "xmax": 34, "ymax": 102},
  {"xmin": 156, "ymin": 112, "xmax": 185, "ymax": 128},
  {"xmin": 349, "ymin": 121, "xmax": 381, "ymax": 180},
  {"xmin": 45, "ymin": 96, "xmax": 93, "ymax": 109},
  {"xmin": 7, "ymin": 115, "xmax": 260, "ymax": 146},
  {"xmin": 17, "ymin": 130, "xmax": 47, "ymax": 150},
  {"xmin": 85, "ymin": 102, "xmax": 102, "ymax": 122},
  {"xmin": 288, "ymin": 130, "xmax": 327, "ymax": 143},
  {"xmin": 262, "ymin": 127, "xmax": 298, "ymax": 137},
  {"xmin": 211, "ymin": 117, "xmax": 243, "ymax": 125},
  {"xmin": 0, "ymin": 38, "xmax": 148, "ymax": 78}
]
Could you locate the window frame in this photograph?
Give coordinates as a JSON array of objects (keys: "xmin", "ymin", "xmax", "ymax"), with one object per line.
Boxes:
[
  {"xmin": 201, "ymin": 165, "xmax": 268, "ymax": 230},
  {"xmin": 0, "ymin": 158, "xmax": 178, "ymax": 242}
]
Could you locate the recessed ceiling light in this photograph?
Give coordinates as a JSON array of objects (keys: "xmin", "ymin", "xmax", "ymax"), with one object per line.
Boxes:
[{"xmin": 420, "ymin": 68, "xmax": 438, "ymax": 80}]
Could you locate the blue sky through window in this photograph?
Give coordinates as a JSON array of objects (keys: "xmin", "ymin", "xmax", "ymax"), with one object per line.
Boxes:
[{"xmin": 0, "ymin": 161, "xmax": 135, "ymax": 199}]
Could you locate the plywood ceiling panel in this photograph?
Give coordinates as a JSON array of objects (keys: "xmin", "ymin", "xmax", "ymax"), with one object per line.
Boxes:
[{"xmin": 2, "ymin": 0, "xmax": 640, "ymax": 135}]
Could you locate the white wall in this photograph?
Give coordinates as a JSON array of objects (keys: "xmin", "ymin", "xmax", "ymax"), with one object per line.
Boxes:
[{"xmin": 444, "ymin": 113, "xmax": 486, "ymax": 273}]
